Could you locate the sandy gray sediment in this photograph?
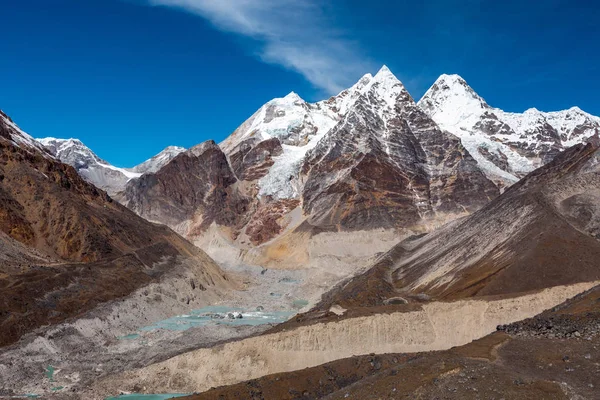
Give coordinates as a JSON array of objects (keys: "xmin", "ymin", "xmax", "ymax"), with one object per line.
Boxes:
[{"xmin": 89, "ymin": 281, "xmax": 598, "ymax": 399}]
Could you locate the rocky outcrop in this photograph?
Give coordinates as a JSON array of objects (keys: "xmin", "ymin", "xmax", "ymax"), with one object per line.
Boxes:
[
  {"xmin": 228, "ymin": 137, "xmax": 283, "ymax": 181},
  {"xmin": 125, "ymin": 140, "xmax": 251, "ymax": 235}
]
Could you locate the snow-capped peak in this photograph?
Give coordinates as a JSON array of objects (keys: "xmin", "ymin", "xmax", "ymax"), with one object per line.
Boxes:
[
  {"xmin": 129, "ymin": 145, "xmax": 185, "ymax": 174},
  {"xmin": 282, "ymin": 91, "xmax": 303, "ymax": 102},
  {"xmin": 421, "ymin": 74, "xmax": 488, "ymax": 112},
  {"xmin": 372, "ymin": 65, "xmax": 404, "ymax": 89},
  {"xmin": 36, "ymin": 137, "xmax": 142, "ymax": 195},
  {"xmin": 418, "ymin": 73, "xmax": 600, "ymax": 187}
]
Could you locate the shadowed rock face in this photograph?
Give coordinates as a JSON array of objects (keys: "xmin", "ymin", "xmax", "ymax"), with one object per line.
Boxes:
[
  {"xmin": 125, "ymin": 140, "xmax": 252, "ymax": 233},
  {"xmin": 0, "ymin": 111, "xmax": 228, "ymax": 347},
  {"xmin": 228, "ymin": 137, "xmax": 283, "ymax": 181}
]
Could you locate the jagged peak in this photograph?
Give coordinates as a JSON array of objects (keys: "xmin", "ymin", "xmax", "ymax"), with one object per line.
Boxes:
[
  {"xmin": 568, "ymin": 106, "xmax": 584, "ymax": 114},
  {"xmin": 373, "ymin": 65, "xmax": 402, "ymax": 84},
  {"xmin": 420, "ymin": 73, "xmax": 488, "ymax": 109},
  {"xmin": 435, "ymin": 73, "xmax": 468, "ymax": 85},
  {"xmin": 355, "ymin": 73, "xmax": 373, "ymax": 88},
  {"xmin": 264, "ymin": 91, "xmax": 306, "ymax": 108},
  {"xmin": 427, "ymin": 73, "xmax": 476, "ymax": 96},
  {"xmin": 284, "ymin": 91, "xmax": 301, "ymax": 100},
  {"xmin": 524, "ymin": 107, "xmax": 542, "ymax": 115},
  {"xmin": 375, "ymin": 64, "xmax": 392, "ymax": 76},
  {"xmin": 546, "ymin": 105, "xmax": 598, "ymax": 120}
]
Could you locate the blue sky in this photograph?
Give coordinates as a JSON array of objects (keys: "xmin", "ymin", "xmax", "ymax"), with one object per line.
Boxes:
[{"xmin": 1, "ymin": 0, "xmax": 598, "ymax": 167}]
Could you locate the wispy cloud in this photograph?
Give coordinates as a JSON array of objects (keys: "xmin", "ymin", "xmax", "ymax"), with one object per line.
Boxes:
[{"xmin": 145, "ymin": 0, "xmax": 376, "ymax": 94}]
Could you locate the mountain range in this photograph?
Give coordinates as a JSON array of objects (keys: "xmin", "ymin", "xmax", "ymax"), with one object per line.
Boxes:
[
  {"xmin": 39, "ymin": 66, "xmax": 599, "ymax": 270},
  {"xmin": 2, "ymin": 66, "xmax": 600, "ymax": 399}
]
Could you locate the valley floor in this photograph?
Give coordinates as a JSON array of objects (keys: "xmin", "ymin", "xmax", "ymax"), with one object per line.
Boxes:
[{"xmin": 2, "ymin": 255, "xmax": 599, "ymax": 400}]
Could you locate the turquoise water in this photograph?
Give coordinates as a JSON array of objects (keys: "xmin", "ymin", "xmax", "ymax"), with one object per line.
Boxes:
[
  {"xmin": 116, "ymin": 305, "xmax": 295, "ymax": 335},
  {"xmin": 118, "ymin": 333, "xmax": 141, "ymax": 340},
  {"xmin": 105, "ymin": 394, "xmax": 188, "ymax": 400},
  {"xmin": 45, "ymin": 365, "xmax": 55, "ymax": 382}
]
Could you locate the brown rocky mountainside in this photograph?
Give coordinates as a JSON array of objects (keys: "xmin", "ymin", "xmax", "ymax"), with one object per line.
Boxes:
[
  {"xmin": 305, "ymin": 141, "xmax": 600, "ymax": 314},
  {"xmin": 300, "ymin": 70, "xmax": 498, "ymax": 231},
  {"xmin": 0, "ymin": 111, "xmax": 229, "ymax": 347},
  {"xmin": 125, "ymin": 140, "xmax": 251, "ymax": 233}
]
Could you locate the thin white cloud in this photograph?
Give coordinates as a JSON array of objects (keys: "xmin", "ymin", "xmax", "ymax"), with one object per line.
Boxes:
[{"xmin": 146, "ymin": 0, "xmax": 375, "ymax": 94}]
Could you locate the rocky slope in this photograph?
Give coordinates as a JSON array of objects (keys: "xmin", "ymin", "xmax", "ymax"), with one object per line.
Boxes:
[
  {"xmin": 418, "ymin": 74, "xmax": 600, "ymax": 188},
  {"xmin": 37, "ymin": 137, "xmax": 184, "ymax": 196},
  {"xmin": 125, "ymin": 66, "xmax": 499, "ymax": 272},
  {"xmin": 125, "ymin": 140, "xmax": 250, "ymax": 231},
  {"xmin": 0, "ymin": 110, "xmax": 229, "ymax": 347}
]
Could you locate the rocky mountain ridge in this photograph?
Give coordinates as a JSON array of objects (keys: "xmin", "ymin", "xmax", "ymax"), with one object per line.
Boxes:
[
  {"xmin": 36, "ymin": 137, "xmax": 184, "ymax": 196},
  {"xmin": 30, "ymin": 67, "xmax": 600, "ymax": 270}
]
